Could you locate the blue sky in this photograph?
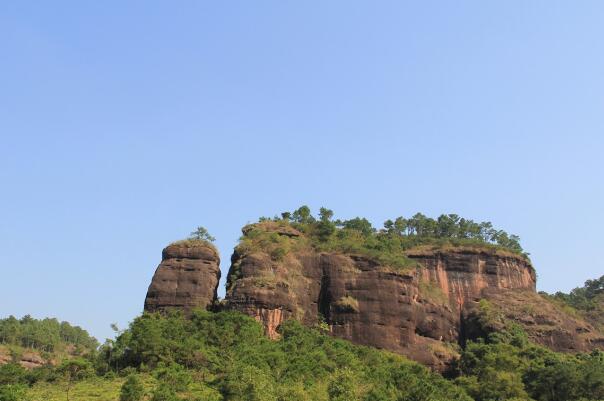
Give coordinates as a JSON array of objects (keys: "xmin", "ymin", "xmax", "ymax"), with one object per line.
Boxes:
[{"xmin": 1, "ymin": 1, "xmax": 603, "ymax": 342}]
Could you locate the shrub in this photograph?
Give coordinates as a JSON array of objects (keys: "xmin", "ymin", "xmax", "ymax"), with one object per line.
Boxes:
[
  {"xmin": 120, "ymin": 374, "xmax": 145, "ymax": 401},
  {"xmin": 334, "ymin": 296, "xmax": 359, "ymax": 313},
  {"xmin": 150, "ymin": 383, "xmax": 179, "ymax": 401},
  {"xmin": 0, "ymin": 364, "xmax": 26, "ymax": 386},
  {"xmin": 0, "ymin": 384, "xmax": 28, "ymax": 401},
  {"xmin": 154, "ymin": 363, "xmax": 191, "ymax": 392}
]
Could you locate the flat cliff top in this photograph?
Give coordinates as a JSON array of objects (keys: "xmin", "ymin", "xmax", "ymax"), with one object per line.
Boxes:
[
  {"xmin": 405, "ymin": 243, "xmax": 532, "ymax": 264},
  {"xmin": 163, "ymin": 239, "xmax": 219, "ymax": 260},
  {"xmin": 238, "ymin": 217, "xmax": 531, "ymax": 274}
]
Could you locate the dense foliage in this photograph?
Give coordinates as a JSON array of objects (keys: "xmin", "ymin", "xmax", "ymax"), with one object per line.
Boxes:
[
  {"xmin": 456, "ymin": 325, "xmax": 604, "ymax": 401},
  {"xmin": 97, "ymin": 310, "xmax": 471, "ymax": 401},
  {"xmin": 454, "ymin": 299, "xmax": 604, "ymax": 401},
  {"xmin": 1, "ymin": 308, "xmax": 604, "ymax": 401},
  {"xmin": 0, "ymin": 315, "xmax": 98, "ymax": 353}
]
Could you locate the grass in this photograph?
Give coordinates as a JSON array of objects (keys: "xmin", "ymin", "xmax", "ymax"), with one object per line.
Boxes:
[
  {"xmin": 169, "ymin": 238, "xmax": 216, "ymax": 249},
  {"xmin": 334, "ymin": 296, "xmax": 360, "ymax": 313},
  {"xmin": 28, "ymin": 377, "xmax": 126, "ymax": 401},
  {"xmin": 236, "ymin": 222, "xmax": 311, "ymax": 262},
  {"xmin": 26, "ymin": 374, "xmax": 220, "ymax": 401}
]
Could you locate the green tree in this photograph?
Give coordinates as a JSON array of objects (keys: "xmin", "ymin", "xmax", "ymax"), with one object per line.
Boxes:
[
  {"xmin": 58, "ymin": 358, "xmax": 92, "ymax": 401},
  {"xmin": 342, "ymin": 217, "xmax": 374, "ymax": 237},
  {"xmin": 224, "ymin": 364, "xmax": 277, "ymax": 401},
  {"xmin": 120, "ymin": 374, "xmax": 145, "ymax": 401},
  {"xmin": 0, "ymin": 365, "xmax": 26, "ymax": 386},
  {"xmin": 328, "ymin": 368, "xmax": 358, "ymax": 401},
  {"xmin": 154, "ymin": 363, "xmax": 191, "ymax": 392},
  {"xmin": 292, "ymin": 206, "xmax": 313, "ymax": 224},
  {"xmin": 190, "ymin": 226, "xmax": 216, "ymax": 242}
]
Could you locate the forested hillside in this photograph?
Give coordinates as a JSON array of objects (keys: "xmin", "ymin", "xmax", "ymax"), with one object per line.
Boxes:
[
  {"xmin": 0, "ymin": 315, "xmax": 98, "ymax": 353},
  {"xmin": 0, "ymin": 309, "xmax": 603, "ymax": 401}
]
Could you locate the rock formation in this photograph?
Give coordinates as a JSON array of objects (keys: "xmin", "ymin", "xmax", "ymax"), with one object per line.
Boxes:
[
  {"xmin": 144, "ymin": 240, "xmax": 220, "ymax": 313},
  {"xmin": 0, "ymin": 345, "xmax": 47, "ymax": 369},
  {"xmin": 222, "ymin": 223, "xmax": 603, "ymax": 369},
  {"xmin": 144, "ymin": 224, "xmax": 604, "ymax": 369}
]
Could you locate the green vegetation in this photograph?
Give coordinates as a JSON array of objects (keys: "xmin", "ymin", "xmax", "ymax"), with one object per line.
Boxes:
[
  {"xmin": 189, "ymin": 226, "xmax": 215, "ymax": 242},
  {"xmin": 452, "ymin": 297, "xmax": 604, "ymax": 401},
  {"xmin": 0, "ymin": 315, "xmax": 98, "ymax": 354},
  {"xmin": 243, "ymin": 206, "xmax": 527, "ymax": 272},
  {"xmin": 120, "ymin": 374, "xmax": 144, "ymax": 401},
  {"xmin": 59, "ymin": 358, "xmax": 93, "ymax": 401},
  {"xmin": 0, "ymin": 311, "xmax": 470, "ymax": 400},
  {"xmin": 455, "ymin": 324, "xmax": 604, "ymax": 401},
  {"xmin": 97, "ymin": 310, "xmax": 469, "ymax": 401},
  {"xmin": 0, "ymin": 309, "xmax": 603, "ymax": 400},
  {"xmin": 545, "ymin": 275, "xmax": 604, "ymax": 329}
]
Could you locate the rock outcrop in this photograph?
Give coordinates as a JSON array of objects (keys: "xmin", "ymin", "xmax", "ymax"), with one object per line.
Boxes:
[
  {"xmin": 144, "ymin": 240, "xmax": 220, "ymax": 313},
  {"xmin": 461, "ymin": 288, "xmax": 604, "ymax": 352},
  {"xmin": 222, "ymin": 224, "xmax": 603, "ymax": 369},
  {"xmin": 144, "ymin": 225, "xmax": 604, "ymax": 369},
  {"xmin": 0, "ymin": 345, "xmax": 47, "ymax": 369}
]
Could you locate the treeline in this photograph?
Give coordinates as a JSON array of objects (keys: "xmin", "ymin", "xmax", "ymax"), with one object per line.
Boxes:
[
  {"xmin": 267, "ymin": 206, "xmax": 524, "ymax": 254},
  {"xmin": 550, "ymin": 275, "xmax": 604, "ymax": 311},
  {"xmin": 0, "ymin": 315, "xmax": 98, "ymax": 353},
  {"xmin": 546, "ymin": 275, "xmax": 604, "ymax": 329},
  {"xmin": 99, "ymin": 310, "xmax": 471, "ymax": 401},
  {"xmin": 382, "ymin": 213, "xmax": 523, "ymax": 252},
  {"xmin": 2, "ymin": 310, "xmax": 603, "ymax": 401}
]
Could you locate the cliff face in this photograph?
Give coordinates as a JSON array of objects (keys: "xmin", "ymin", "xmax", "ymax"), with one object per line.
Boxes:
[
  {"xmin": 143, "ymin": 226, "xmax": 603, "ymax": 369},
  {"xmin": 144, "ymin": 240, "xmax": 220, "ymax": 313},
  {"xmin": 223, "ymin": 225, "xmax": 602, "ymax": 369}
]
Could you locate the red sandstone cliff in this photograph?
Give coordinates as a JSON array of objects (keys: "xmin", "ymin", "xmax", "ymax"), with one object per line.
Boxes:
[
  {"xmin": 222, "ymin": 224, "xmax": 602, "ymax": 369},
  {"xmin": 143, "ymin": 225, "xmax": 603, "ymax": 369},
  {"xmin": 144, "ymin": 240, "xmax": 220, "ymax": 313}
]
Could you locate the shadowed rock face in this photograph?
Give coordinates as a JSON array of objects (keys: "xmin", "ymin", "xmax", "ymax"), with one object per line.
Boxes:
[
  {"xmin": 144, "ymin": 241, "xmax": 220, "ymax": 313},
  {"xmin": 223, "ymin": 227, "xmax": 602, "ymax": 369}
]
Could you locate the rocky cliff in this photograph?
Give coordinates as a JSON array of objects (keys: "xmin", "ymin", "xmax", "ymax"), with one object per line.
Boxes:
[
  {"xmin": 144, "ymin": 224, "xmax": 604, "ymax": 369},
  {"xmin": 144, "ymin": 240, "xmax": 220, "ymax": 313}
]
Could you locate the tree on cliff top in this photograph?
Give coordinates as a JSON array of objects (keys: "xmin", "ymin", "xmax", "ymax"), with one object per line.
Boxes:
[{"xmin": 189, "ymin": 226, "xmax": 215, "ymax": 242}]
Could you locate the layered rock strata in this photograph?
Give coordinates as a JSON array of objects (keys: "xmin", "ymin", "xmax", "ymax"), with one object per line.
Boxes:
[
  {"xmin": 223, "ymin": 225, "xmax": 602, "ymax": 369},
  {"xmin": 144, "ymin": 240, "xmax": 220, "ymax": 313},
  {"xmin": 144, "ymin": 226, "xmax": 604, "ymax": 369}
]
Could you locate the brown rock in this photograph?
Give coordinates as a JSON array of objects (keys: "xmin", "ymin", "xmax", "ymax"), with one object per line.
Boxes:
[
  {"xmin": 18, "ymin": 351, "xmax": 45, "ymax": 369},
  {"xmin": 0, "ymin": 346, "xmax": 11, "ymax": 365},
  {"xmin": 223, "ymin": 226, "xmax": 602, "ymax": 369},
  {"xmin": 146, "ymin": 225, "xmax": 603, "ymax": 370},
  {"xmin": 461, "ymin": 288, "xmax": 604, "ymax": 352},
  {"xmin": 144, "ymin": 240, "xmax": 220, "ymax": 313}
]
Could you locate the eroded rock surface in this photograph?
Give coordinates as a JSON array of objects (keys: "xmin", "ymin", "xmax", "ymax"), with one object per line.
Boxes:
[
  {"xmin": 462, "ymin": 288, "xmax": 604, "ymax": 352},
  {"xmin": 144, "ymin": 240, "xmax": 220, "ymax": 313},
  {"xmin": 144, "ymin": 225, "xmax": 603, "ymax": 369},
  {"xmin": 223, "ymin": 224, "xmax": 601, "ymax": 369}
]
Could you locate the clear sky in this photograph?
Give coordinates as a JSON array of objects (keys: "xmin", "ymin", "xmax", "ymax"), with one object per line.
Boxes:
[{"xmin": 1, "ymin": 1, "xmax": 603, "ymax": 342}]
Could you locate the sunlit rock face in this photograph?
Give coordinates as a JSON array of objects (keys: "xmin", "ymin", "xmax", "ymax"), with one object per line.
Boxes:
[
  {"xmin": 223, "ymin": 225, "xmax": 544, "ymax": 370},
  {"xmin": 144, "ymin": 240, "xmax": 220, "ymax": 314},
  {"xmin": 144, "ymin": 227, "xmax": 603, "ymax": 370}
]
